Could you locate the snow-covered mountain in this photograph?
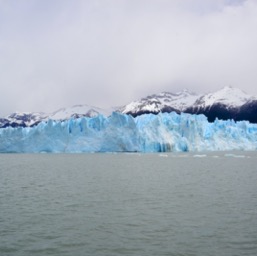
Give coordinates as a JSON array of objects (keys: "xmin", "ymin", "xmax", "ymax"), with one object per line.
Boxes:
[
  {"xmin": 0, "ymin": 105, "xmax": 112, "ymax": 128},
  {"xmin": 120, "ymin": 89, "xmax": 201, "ymax": 116},
  {"xmin": 186, "ymin": 86, "xmax": 257, "ymax": 122},
  {"xmin": 190, "ymin": 86, "xmax": 255, "ymax": 109},
  {"xmin": 120, "ymin": 86, "xmax": 257, "ymax": 123},
  {"xmin": 1, "ymin": 86, "xmax": 257, "ymax": 128},
  {"xmin": 0, "ymin": 112, "xmax": 47, "ymax": 128},
  {"xmin": 49, "ymin": 104, "xmax": 112, "ymax": 120}
]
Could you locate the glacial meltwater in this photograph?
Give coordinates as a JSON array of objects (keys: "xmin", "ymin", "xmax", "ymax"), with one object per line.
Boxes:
[{"xmin": 0, "ymin": 152, "xmax": 257, "ymax": 256}]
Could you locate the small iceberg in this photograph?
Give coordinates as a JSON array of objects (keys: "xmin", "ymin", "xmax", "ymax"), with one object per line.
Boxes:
[{"xmin": 224, "ymin": 154, "xmax": 246, "ymax": 158}]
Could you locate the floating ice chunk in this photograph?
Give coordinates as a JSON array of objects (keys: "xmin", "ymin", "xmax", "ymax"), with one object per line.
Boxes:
[
  {"xmin": 159, "ymin": 154, "xmax": 168, "ymax": 157},
  {"xmin": 224, "ymin": 154, "xmax": 246, "ymax": 158}
]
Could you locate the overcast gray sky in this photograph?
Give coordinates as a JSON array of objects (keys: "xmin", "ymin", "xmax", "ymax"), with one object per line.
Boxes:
[{"xmin": 0, "ymin": 0, "xmax": 257, "ymax": 116}]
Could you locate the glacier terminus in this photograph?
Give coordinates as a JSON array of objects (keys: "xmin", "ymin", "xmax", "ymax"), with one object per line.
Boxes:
[{"xmin": 0, "ymin": 112, "xmax": 257, "ymax": 153}]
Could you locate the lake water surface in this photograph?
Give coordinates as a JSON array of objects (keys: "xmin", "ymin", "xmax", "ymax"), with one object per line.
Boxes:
[{"xmin": 1, "ymin": 152, "xmax": 257, "ymax": 256}]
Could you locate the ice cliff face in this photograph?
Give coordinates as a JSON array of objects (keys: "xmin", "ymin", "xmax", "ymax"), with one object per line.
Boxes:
[{"xmin": 0, "ymin": 112, "xmax": 257, "ymax": 153}]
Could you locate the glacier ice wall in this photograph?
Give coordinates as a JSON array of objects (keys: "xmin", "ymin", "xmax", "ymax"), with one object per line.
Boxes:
[{"xmin": 0, "ymin": 112, "xmax": 257, "ymax": 153}]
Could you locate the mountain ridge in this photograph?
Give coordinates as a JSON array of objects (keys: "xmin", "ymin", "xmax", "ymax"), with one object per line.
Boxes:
[
  {"xmin": 120, "ymin": 86, "xmax": 257, "ymax": 123},
  {"xmin": 1, "ymin": 86, "xmax": 257, "ymax": 128}
]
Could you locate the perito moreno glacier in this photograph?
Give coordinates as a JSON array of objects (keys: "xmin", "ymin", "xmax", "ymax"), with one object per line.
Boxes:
[{"xmin": 0, "ymin": 112, "xmax": 257, "ymax": 153}]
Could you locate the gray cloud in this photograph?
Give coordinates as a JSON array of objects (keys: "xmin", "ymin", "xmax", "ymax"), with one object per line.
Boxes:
[{"xmin": 0, "ymin": 0, "xmax": 257, "ymax": 116}]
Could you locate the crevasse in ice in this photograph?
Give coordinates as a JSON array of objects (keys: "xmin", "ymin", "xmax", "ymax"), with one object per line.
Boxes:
[{"xmin": 0, "ymin": 112, "xmax": 257, "ymax": 153}]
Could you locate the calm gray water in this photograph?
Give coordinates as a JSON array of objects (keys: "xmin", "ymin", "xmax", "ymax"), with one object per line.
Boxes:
[{"xmin": 0, "ymin": 152, "xmax": 257, "ymax": 256}]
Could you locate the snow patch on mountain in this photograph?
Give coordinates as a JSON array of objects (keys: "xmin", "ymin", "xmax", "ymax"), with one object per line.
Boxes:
[
  {"xmin": 3, "ymin": 112, "xmax": 47, "ymax": 127},
  {"xmin": 120, "ymin": 89, "xmax": 201, "ymax": 114},
  {"xmin": 0, "ymin": 105, "xmax": 113, "ymax": 128},
  {"xmin": 193, "ymin": 86, "xmax": 256, "ymax": 109},
  {"xmin": 49, "ymin": 104, "xmax": 112, "ymax": 120}
]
